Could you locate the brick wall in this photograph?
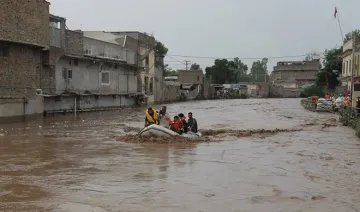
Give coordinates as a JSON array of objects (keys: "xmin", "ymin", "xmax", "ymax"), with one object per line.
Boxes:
[
  {"xmin": 65, "ymin": 30, "xmax": 84, "ymax": 55},
  {"xmin": 0, "ymin": 0, "xmax": 50, "ymax": 47},
  {"xmin": 0, "ymin": 43, "xmax": 43, "ymax": 98},
  {"xmin": 272, "ymin": 70, "xmax": 318, "ymax": 81}
]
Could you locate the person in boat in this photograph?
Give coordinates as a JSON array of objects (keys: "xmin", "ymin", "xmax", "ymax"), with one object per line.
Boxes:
[
  {"xmin": 187, "ymin": 112, "xmax": 198, "ymax": 133},
  {"xmin": 159, "ymin": 106, "xmax": 171, "ymax": 128},
  {"xmin": 169, "ymin": 116, "xmax": 184, "ymax": 134},
  {"xmin": 145, "ymin": 107, "xmax": 159, "ymax": 127},
  {"xmin": 178, "ymin": 113, "xmax": 189, "ymax": 133},
  {"xmin": 325, "ymin": 93, "xmax": 330, "ymax": 100}
]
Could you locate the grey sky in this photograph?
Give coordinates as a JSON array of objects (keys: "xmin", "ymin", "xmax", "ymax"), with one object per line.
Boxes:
[{"xmin": 49, "ymin": 0, "xmax": 360, "ymax": 72}]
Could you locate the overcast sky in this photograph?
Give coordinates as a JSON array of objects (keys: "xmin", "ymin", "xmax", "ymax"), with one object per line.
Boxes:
[{"xmin": 49, "ymin": 0, "xmax": 360, "ymax": 72}]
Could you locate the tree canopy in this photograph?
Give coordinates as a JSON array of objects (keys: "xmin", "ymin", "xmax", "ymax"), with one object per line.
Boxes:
[
  {"xmin": 315, "ymin": 46, "xmax": 342, "ymax": 90},
  {"xmin": 249, "ymin": 58, "xmax": 269, "ymax": 82},
  {"xmin": 344, "ymin": 30, "xmax": 360, "ymax": 43},
  {"xmin": 190, "ymin": 63, "xmax": 200, "ymax": 70},
  {"xmin": 205, "ymin": 58, "xmax": 268, "ymax": 84}
]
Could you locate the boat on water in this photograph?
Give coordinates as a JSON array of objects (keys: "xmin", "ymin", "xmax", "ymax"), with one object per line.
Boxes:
[{"xmin": 139, "ymin": 124, "xmax": 202, "ymax": 138}]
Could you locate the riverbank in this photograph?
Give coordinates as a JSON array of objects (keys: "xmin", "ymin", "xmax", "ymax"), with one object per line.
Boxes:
[{"xmin": 301, "ymin": 98, "xmax": 360, "ymax": 137}]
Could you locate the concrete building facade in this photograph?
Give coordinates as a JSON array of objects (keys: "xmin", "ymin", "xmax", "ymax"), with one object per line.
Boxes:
[
  {"xmin": 83, "ymin": 31, "xmax": 164, "ymax": 104},
  {"xmin": 341, "ymin": 38, "xmax": 360, "ymax": 92},
  {"xmin": 44, "ymin": 20, "xmax": 139, "ymax": 114}
]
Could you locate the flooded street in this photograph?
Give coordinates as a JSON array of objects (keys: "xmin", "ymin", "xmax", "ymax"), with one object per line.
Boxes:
[{"xmin": 1, "ymin": 98, "xmax": 360, "ymax": 212}]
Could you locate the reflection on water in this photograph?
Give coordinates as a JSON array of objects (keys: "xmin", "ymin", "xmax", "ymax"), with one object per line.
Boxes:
[{"xmin": 0, "ymin": 99, "xmax": 360, "ymax": 212}]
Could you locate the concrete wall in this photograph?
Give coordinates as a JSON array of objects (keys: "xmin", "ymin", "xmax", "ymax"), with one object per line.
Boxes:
[
  {"xmin": 270, "ymin": 85, "xmax": 302, "ymax": 98},
  {"xmin": 0, "ymin": 43, "xmax": 43, "ymax": 98},
  {"xmin": 44, "ymin": 95, "xmax": 135, "ymax": 112},
  {"xmin": 84, "ymin": 37, "xmax": 127, "ymax": 61},
  {"xmin": 0, "ymin": 95, "xmax": 44, "ymax": 118},
  {"xmin": 0, "ymin": 0, "xmax": 50, "ymax": 48},
  {"xmin": 163, "ymin": 82, "xmax": 181, "ymax": 102},
  {"xmin": 178, "ymin": 70, "xmax": 204, "ymax": 84},
  {"xmin": 54, "ymin": 57, "xmax": 137, "ymax": 94},
  {"xmin": 50, "ymin": 27, "xmax": 61, "ymax": 48}
]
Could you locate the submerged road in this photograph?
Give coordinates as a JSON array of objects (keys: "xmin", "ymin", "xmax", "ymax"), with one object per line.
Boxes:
[{"xmin": 0, "ymin": 98, "xmax": 360, "ymax": 212}]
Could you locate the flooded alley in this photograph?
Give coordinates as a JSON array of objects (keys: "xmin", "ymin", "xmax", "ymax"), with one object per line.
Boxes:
[{"xmin": 0, "ymin": 98, "xmax": 360, "ymax": 212}]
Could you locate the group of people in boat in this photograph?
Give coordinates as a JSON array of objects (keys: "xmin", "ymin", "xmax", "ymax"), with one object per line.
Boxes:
[{"xmin": 144, "ymin": 106, "xmax": 198, "ymax": 135}]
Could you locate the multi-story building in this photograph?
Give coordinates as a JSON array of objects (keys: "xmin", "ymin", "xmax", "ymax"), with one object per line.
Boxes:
[
  {"xmin": 341, "ymin": 38, "xmax": 360, "ymax": 92},
  {"xmin": 44, "ymin": 18, "xmax": 139, "ymax": 113},
  {"xmin": 0, "ymin": 0, "xmax": 50, "ymax": 118},
  {"xmin": 272, "ymin": 59, "xmax": 320, "ymax": 89},
  {"xmin": 83, "ymin": 31, "xmax": 164, "ymax": 104}
]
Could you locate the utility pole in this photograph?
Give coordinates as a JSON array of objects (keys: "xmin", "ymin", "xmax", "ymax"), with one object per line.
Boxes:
[
  {"xmin": 351, "ymin": 33, "xmax": 356, "ymax": 105},
  {"xmin": 184, "ymin": 60, "xmax": 191, "ymax": 70}
]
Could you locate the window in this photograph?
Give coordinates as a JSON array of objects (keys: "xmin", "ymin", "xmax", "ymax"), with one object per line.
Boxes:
[
  {"xmin": 145, "ymin": 56, "xmax": 149, "ymax": 65},
  {"xmin": 49, "ymin": 67, "xmax": 55, "ymax": 78},
  {"xmin": 68, "ymin": 69, "xmax": 72, "ymax": 79},
  {"xmin": 343, "ymin": 62, "xmax": 345, "ymax": 74},
  {"xmin": 144, "ymin": 76, "xmax": 149, "ymax": 92},
  {"xmin": 0, "ymin": 45, "xmax": 9, "ymax": 57},
  {"xmin": 101, "ymin": 71, "xmax": 110, "ymax": 85},
  {"xmin": 149, "ymin": 77, "xmax": 153, "ymax": 93},
  {"xmin": 62, "ymin": 68, "xmax": 67, "ymax": 79},
  {"xmin": 197, "ymin": 76, "xmax": 200, "ymax": 81},
  {"xmin": 354, "ymin": 84, "xmax": 360, "ymax": 91},
  {"xmin": 350, "ymin": 59, "xmax": 352, "ymax": 74},
  {"xmin": 74, "ymin": 59, "xmax": 78, "ymax": 66}
]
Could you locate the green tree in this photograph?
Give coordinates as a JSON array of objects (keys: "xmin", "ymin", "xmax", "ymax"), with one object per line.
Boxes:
[
  {"xmin": 300, "ymin": 85, "xmax": 324, "ymax": 97},
  {"xmin": 163, "ymin": 65, "xmax": 178, "ymax": 76},
  {"xmin": 315, "ymin": 47, "xmax": 342, "ymax": 90},
  {"xmin": 344, "ymin": 30, "xmax": 360, "ymax": 43},
  {"xmin": 249, "ymin": 58, "xmax": 268, "ymax": 82},
  {"xmin": 231, "ymin": 57, "xmax": 250, "ymax": 82},
  {"xmin": 155, "ymin": 41, "xmax": 168, "ymax": 67},
  {"xmin": 190, "ymin": 63, "xmax": 200, "ymax": 70},
  {"xmin": 205, "ymin": 59, "xmax": 251, "ymax": 84}
]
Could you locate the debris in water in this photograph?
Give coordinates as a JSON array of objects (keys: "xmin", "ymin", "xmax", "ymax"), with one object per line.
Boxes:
[
  {"xmin": 319, "ymin": 153, "xmax": 334, "ymax": 161},
  {"xmin": 312, "ymin": 195, "xmax": 325, "ymax": 200}
]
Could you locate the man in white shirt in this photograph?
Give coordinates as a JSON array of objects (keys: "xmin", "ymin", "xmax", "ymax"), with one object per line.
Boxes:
[{"xmin": 159, "ymin": 106, "xmax": 171, "ymax": 128}]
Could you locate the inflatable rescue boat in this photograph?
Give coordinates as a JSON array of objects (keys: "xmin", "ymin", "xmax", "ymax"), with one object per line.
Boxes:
[{"xmin": 139, "ymin": 125, "xmax": 202, "ymax": 138}]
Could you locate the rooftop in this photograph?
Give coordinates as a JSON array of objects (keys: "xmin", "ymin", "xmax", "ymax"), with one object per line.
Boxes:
[{"xmin": 50, "ymin": 14, "xmax": 66, "ymax": 22}]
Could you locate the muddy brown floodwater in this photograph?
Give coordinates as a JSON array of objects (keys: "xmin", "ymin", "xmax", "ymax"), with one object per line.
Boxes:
[{"xmin": 1, "ymin": 98, "xmax": 360, "ymax": 212}]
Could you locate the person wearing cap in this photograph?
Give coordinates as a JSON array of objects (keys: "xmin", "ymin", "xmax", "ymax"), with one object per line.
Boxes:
[
  {"xmin": 145, "ymin": 107, "xmax": 159, "ymax": 127},
  {"xmin": 187, "ymin": 112, "xmax": 198, "ymax": 133}
]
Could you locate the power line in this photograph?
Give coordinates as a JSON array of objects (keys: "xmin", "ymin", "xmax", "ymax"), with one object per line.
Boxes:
[
  {"xmin": 166, "ymin": 53, "xmax": 324, "ymax": 60},
  {"xmin": 166, "ymin": 55, "xmax": 185, "ymax": 64}
]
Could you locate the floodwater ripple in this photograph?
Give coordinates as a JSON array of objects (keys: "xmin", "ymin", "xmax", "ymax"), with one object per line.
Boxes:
[{"xmin": 0, "ymin": 98, "xmax": 360, "ymax": 212}]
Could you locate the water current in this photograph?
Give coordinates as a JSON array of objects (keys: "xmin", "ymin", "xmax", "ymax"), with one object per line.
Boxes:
[{"xmin": 0, "ymin": 98, "xmax": 359, "ymax": 212}]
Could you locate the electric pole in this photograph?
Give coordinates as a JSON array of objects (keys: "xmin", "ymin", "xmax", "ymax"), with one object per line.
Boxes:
[
  {"xmin": 351, "ymin": 33, "xmax": 356, "ymax": 105},
  {"xmin": 184, "ymin": 60, "xmax": 191, "ymax": 70}
]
